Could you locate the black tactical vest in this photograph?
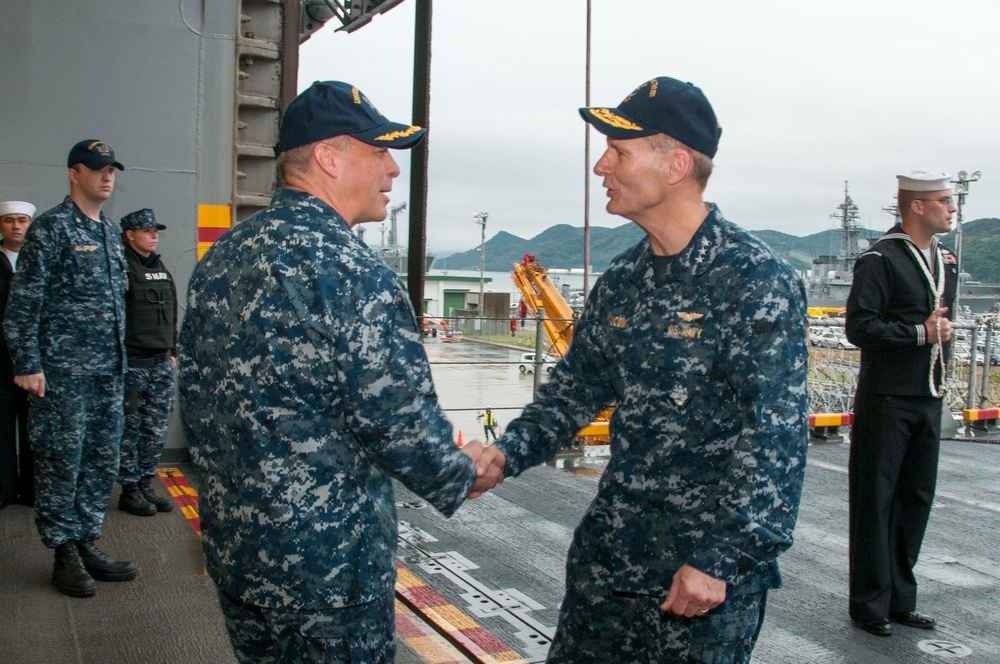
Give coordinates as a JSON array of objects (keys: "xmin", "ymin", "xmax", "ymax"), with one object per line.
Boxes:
[{"xmin": 124, "ymin": 246, "xmax": 176, "ymax": 357}]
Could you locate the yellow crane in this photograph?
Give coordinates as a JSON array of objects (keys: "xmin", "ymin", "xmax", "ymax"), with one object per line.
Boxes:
[{"xmin": 511, "ymin": 254, "xmax": 611, "ymax": 445}]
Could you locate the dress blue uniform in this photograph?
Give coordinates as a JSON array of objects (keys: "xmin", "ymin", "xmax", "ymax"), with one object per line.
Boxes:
[
  {"xmin": 178, "ymin": 188, "xmax": 476, "ymax": 661},
  {"xmin": 846, "ymin": 223, "xmax": 958, "ymax": 625},
  {"xmin": 0, "ymin": 241, "xmax": 33, "ymax": 506},
  {"xmin": 4, "ymin": 196, "xmax": 127, "ymax": 548},
  {"xmin": 495, "ymin": 205, "xmax": 810, "ymax": 662}
]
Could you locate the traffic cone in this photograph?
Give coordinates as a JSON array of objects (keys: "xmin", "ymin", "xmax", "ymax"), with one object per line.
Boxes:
[{"xmin": 456, "ymin": 430, "xmax": 464, "ymax": 447}]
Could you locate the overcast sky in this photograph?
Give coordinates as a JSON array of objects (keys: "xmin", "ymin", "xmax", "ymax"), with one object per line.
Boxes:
[{"xmin": 298, "ymin": 1, "xmax": 999, "ymax": 256}]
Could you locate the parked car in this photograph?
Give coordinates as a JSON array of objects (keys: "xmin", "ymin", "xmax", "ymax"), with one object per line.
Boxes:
[
  {"xmin": 951, "ymin": 343, "xmax": 972, "ymax": 365},
  {"xmin": 518, "ymin": 352, "xmax": 557, "ymax": 374},
  {"xmin": 950, "ymin": 342, "xmax": 998, "ymax": 366},
  {"xmin": 810, "ymin": 327, "xmax": 857, "ymax": 350},
  {"xmin": 975, "ymin": 341, "xmax": 999, "ymax": 366}
]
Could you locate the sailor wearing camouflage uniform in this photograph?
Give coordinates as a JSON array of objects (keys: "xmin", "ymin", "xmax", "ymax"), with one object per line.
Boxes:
[
  {"xmin": 4, "ymin": 140, "xmax": 137, "ymax": 598},
  {"xmin": 116, "ymin": 208, "xmax": 177, "ymax": 517},
  {"xmin": 846, "ymin": 170, "xmax": 958, "ymax": 637},
  {"xmin": 486, "ymin": 78, "xmax": 810, "ymax": 663},
  {"xmin": 178, "ymin": 81, "xmax": 482, "ymax": 663}
]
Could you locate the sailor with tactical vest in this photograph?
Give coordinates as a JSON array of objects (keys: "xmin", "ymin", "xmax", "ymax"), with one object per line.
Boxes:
[{"xmin": 116, "ymin": 208, "xmax": 177, "ymax": 517}]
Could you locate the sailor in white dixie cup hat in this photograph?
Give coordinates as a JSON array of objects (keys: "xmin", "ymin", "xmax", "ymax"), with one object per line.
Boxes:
[
  {"xmin": 0, "ymin": 201, "xmax": 37, "ymax": 270},
  {"xmin": 0, "ymin": 199, "xmax": 37, "ymax": 510},
  {"xmin": 845, "ymin": 167, "xmax": 958, "ymax": 637}
]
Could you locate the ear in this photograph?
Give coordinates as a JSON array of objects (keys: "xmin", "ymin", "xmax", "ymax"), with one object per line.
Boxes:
[
  {"xmin": 664, "ymin": 148, "xmax": 691, "ymax": 186},
  {"xmin": 313, "ymin": 142, "xmax": 339, "ymax": 179},
  {"xmin": 67, "ymin": 167, "xmax": 79, "ymax": 186}
]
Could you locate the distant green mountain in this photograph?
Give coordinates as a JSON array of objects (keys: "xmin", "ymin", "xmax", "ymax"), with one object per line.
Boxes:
[
  {"xmin": 435, "ymin": 218, "xmax": 999, "ymax": 283},
  {"xmin": 436, "ymin": 224, "xmax": 644, "ymax": 272},
  {"xmin": 942, "ymin": 218, "xmax": 1000, "ymax": 283}
]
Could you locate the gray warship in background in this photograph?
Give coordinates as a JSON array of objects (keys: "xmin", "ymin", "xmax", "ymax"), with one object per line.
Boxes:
[{"xmin": 358, "ymin": 202, "xmax": 436, "ymax": 274}]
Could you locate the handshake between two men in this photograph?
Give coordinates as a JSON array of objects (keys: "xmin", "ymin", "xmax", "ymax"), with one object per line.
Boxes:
[
  {"xmin": 451, "ymin": 436, "xmax": 728, "ymax": 619},
  {"xmin": 458, "ymin": 440, "xmax": 507, "ymax": 499}
]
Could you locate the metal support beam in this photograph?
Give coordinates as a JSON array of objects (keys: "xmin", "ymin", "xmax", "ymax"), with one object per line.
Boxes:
[{"xmin": 406, "ymin": 0, "xmax": 431, "ymax": 317}]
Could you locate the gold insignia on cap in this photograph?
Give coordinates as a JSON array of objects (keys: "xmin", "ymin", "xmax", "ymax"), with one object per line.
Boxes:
[
  {"xmin": 358, "ymin": 91, "xmax": 384, "ymax": 116},
  {"xmin": 648, "ymin": 78, "xmax": 658, "ymax": 97},
  {"xmin": 677, "ymin": 312, "xmax": 704, "ymax": 322},
  {"xmin": 87, "ymin": 140, "xmax": 111, "ymax": 156},
  {"xmin": 588, "ymin": 109, "xmax": 642, "ymax": 131},
  {"xmin": 352, "ymin": 87, "xmax": 361, "ymax": 104},
  {"xmin": 374, "ymin": 126, "xmax": 421, "ymax": 141}
]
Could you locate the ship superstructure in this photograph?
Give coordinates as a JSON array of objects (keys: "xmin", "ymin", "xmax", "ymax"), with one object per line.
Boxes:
[{"xmin": 807, "ymin": 182, "xmax": 866, "ymax": 307}]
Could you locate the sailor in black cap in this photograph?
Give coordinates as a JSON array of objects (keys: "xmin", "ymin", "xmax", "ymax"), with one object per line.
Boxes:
[
  {"xmin": 115, "ymin": 209, "xmax": 177, "ymax": 518},
  {"xmin": 178, "ymin": 81, "xmax": 488, "ymax": 662},
  {"xmin": 4, "ymin": 139, "xmax": 135, "ymax": 597},
  {"xmin": 846, "ymin": 169, "xmax": 958, "ymax": 637}
]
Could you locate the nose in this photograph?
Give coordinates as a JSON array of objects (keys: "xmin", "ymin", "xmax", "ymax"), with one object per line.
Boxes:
[
  {"xmin": 385, "ymin": 152, "xmax": 400, "ymax": 179},
  {"xmin": 594, "ymin": 149, "xmax": 612, "ymax": 176}
]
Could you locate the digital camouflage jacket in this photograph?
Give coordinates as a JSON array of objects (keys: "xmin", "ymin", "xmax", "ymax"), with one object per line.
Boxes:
[
  {"xmin": 178, "ymin": 188, "xmax": 475, "ymax": 610},
  {"xmin": 4, "ymin": 196, "xmax": 126, "ymax": 376},
  {"xmin": 496, "ymin": 204, "xmax": 810, "ymax": 598}
]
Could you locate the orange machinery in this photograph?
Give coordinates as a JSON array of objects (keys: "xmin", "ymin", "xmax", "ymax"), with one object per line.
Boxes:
[{"xmin": 511, "ymin": 254, "xmax": 611, "ymax": 445}]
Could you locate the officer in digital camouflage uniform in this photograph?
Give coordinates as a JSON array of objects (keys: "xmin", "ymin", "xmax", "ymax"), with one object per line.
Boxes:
[
  {"xmin": 4, "ymin": 140, "xmax": 136, "ymax": 598},
  {"xmin": 845, "ymin": 170, "xmax": 958, "ymax": 637},
  {"xmin": 116, "ymin": 208, "xmax": 177, "ymax": 517},
  {"xmin": 478, "ymin": 77, "xmax": 810, "ymax": 662},
  {"xmin": 178, "ymin": 81, "xmax": 489, "ymax": 663}
]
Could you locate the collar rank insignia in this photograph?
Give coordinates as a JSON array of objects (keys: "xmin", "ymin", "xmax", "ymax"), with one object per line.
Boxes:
[{"xmin": 608, "ymin": 316, "xmax": 628, "ymax": 329}]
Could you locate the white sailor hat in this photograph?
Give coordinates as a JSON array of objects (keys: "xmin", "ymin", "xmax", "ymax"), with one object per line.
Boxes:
[
  {"xmin": 0, "ymin": 201, "xmax": 37, "ymax": 219},
  {"xmin": 897, "ymin": 169, "xmax": 951, "ymax": 192}
]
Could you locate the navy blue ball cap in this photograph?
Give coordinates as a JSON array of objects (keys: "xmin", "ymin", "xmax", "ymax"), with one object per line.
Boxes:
[
  {"xmin": 120, "ymin": 208, "xmax": 165, "ymax": 232},
  {"xmin": 580, "ymin": 77, "xmax": 722, "ymax": 158},
  {"xmin": 67, "ymin": 139, "xmax": 124, "ymax": 170},
  {"xmin": 276, "ymin": 81, "xmax": 426, "ymax": 154}
]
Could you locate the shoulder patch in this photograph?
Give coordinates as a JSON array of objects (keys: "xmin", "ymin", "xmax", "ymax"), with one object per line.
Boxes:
[{"xmin": 857, "ymin": 250, "xmax": 883, "ymax": 260}]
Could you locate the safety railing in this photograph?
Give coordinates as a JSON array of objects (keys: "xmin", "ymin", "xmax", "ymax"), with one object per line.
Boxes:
[{"xmin": 431, "ymin": 311, "xmax": 1000, "ymax": 439}]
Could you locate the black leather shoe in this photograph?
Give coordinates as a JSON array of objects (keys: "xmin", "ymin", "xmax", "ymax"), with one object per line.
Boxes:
[
  {"xmin": 76, "ymin": 541, "xmax": 137, "ymax": 581},
  {"xmin": 890, "ymin": 611, "xmax": 936, "ymax": 629},
  {"xmin": 855, "ymin": 619, "xmax": 893, "ymax": 637},
  {"xmin": 53, "ymin": 543, "xmax": 97, "ymax": 597}
]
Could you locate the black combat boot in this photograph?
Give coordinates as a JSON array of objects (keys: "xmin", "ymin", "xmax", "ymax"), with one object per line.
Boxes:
[
  {"xmin": 138, "ymin": 476, "xmax": 174, "ymax": 513},
  {"xmin": 119, "ymin": 482, "xmax": 156, "ymax": 516},
  {"xmin": 76, "ymin": 541, "xmax": 137, "ymax": 581},
  {"xmin": 53, "ymin": 542, "xmax": 97, "ymax": 597}
]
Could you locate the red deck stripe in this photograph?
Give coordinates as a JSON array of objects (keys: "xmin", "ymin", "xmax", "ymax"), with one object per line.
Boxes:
[
  {"xmin": 395, "ymin": 564, "xmax": 527, "ymax": 663},
  {"xmin": 157, "ymin": 468, "xmax": 201, "ymax": 535}
]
